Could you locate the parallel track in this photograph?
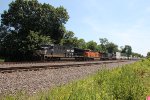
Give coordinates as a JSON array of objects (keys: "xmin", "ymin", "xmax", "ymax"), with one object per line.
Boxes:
[{"xmin": 0, "ymin": 60, "xmax": 127, "ymax": 73}]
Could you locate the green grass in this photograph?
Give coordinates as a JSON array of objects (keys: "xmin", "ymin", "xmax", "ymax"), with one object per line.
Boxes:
[{"xmin": 2, "ymin": 59, "xmax": 150, "ymax": 100}]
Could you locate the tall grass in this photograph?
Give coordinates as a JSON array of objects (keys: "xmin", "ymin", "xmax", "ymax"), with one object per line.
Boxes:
[{"xmin": 2, "ymin": 59, "xmax": 150, "ymax": 100}]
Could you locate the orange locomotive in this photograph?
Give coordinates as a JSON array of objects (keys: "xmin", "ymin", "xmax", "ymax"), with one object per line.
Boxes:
[
  {"xmin": 74, "ymin": 48, "xmax": 102, "ymax": 60},
  {"xmin": 84, "ymin": 50, "xmax": 101, "ymax": 60}
]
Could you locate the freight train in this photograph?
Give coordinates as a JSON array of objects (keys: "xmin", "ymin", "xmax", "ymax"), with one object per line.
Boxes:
[{"xmin": 36, "ymin": 44, "xmax": 128, "ymax": 61}]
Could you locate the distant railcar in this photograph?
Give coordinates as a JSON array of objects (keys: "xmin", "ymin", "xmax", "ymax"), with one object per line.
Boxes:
[
  {"xmin": 115, "ymin": 52, "xmax": 129, "ymax": 60},
  {"xmin": 100, "ymin": 53, "xmax": 116, "ymax": 60}
]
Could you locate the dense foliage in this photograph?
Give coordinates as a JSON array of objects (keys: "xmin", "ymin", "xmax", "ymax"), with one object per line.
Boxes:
[
  {"xmin": 99, "ymin": 38, "xmax": 118, "ymax": 53},
  {"xmin": 132, "ymin": 52, "xmax": 143, "ymax": 58},
  {"xmin": 86, "ymin": 40, "xmax": 98, "ymax": 51},
  {"xmin": 0, "ymin": 0, "xmax": 69, "ymax": 61},
  {"xmin": 61, "ymin": 31, "xmax": 78, "ymax": 47},
  {"xmin": 121, "ymin": 45, "xmax": 132, "ymax": 59},
  {"xmin": 147, "ymin": 52, "xmax": 150, "ymax": 58},
  {"xmin": 99, "ymin": 38, "xmax": 108, "ymax": 52}
]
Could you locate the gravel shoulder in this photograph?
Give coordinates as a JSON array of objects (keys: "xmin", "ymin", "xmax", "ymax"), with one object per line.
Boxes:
[{"xmin": 0, "ymin": 61, "xmax": 136, "ymax": 95}]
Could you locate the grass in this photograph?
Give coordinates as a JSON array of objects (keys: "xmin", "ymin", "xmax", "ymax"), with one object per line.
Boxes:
[{"xmin": 2, "ymin": 59, "xmax": 150, "ymax": 100}]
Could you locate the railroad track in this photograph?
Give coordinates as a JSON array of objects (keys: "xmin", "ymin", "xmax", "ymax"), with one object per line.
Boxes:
[{"xmin": 0, "ymin": 60, "xmax": 128, "ymax": 73}]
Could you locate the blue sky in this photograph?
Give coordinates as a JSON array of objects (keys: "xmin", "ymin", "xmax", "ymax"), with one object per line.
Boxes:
[{"xmin": 0, "ymin": 0, "xmax": 150, "ymax": 56}]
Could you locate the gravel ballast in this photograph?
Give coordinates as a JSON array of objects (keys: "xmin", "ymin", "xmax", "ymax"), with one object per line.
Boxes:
[{"xmin": 0, "ymin": 61, "xmax": 135, "ymax": 95}]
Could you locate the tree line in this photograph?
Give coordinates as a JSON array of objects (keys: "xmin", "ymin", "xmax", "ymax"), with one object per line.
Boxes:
[
  {"xmin": 61, "ymin": 32, "xmax": 136, "ymax": 59},
  {"xmin": 0, "ymin": 0, "xmax": 142, "ymax": 61}
]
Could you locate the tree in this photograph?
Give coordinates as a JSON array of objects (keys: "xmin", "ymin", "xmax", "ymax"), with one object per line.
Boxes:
[
  {"xmin": 63, "ymin": 31, "xmax": 74, "ymax": 39},
  {"xmin": 1, "ymin": 0, "xmax": 69, "ymax": 43},
  {"xmin": 99, "ymin": 38, "xmax": 108, "ymax": 52},
  {"xmin": 0, "ymin": 30, "xmax": 51, "ymax": 61},
  {"xmin": 71, "ymin": 37, "xmax": 79, "ymax": 47},
  {"xmin": 147, "ymin": 52, "xmax": 150, "ymax": 58},
  {"xmin": 1, "ymin": 0, "xmax": 69, "ymax": 61},
  {"xmin": 61, "ymin": 31, "xmax": 77, "ymax": 47},
  {"xmin": 26, "ymin": 31, "xmax": 51, "ymax": 51},
  {"xmin": 99, "ymin": 38, "xmax": 118, "ymax": 53},
  {"xmin": 77, "ymin": 39, "xmax": 86, "ymax": 49},
  {"xmin": 96, "ymin": 44, "xmax": 102, "ymax": 51},
  {"xmin": 132, "ymin": 52, "xmax": 142, "ymax": 58},
  {"xmin": 0, "ymin": 25, "xmax": 9, "ymax": 42},
  {"xmin": 121, "ymin": 45, "xmax": 132, "ymax": 59},
  {"xmin": 106, "ymin": 42, "xmax": 118, "ymax": 53},
  {"xmin": 61, "ymin": 32, "xmax": 87, "ymax": 49},
  {"xmin": 0, "ymin": 25, "xmax": 12, "ymax": 57},
  {"xmin": 86, "ymin": 40, "xmax": 97, "ymax": 51}
]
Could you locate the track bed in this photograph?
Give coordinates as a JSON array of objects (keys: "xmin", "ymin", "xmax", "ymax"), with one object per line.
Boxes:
[{"xmin": 0, "ymin": 60, "xmax": 136, "ymax": 95}]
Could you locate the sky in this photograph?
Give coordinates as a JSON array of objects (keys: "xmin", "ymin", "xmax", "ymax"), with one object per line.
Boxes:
[{"xmin": 0, "ymin": 0, "xmax": 150, "ymax": 56}]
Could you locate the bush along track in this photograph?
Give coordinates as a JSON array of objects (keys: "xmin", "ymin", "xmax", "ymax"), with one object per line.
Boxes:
[{"xmin": 2, "ymin": 59, "xmax": 150, "ymax": 100}]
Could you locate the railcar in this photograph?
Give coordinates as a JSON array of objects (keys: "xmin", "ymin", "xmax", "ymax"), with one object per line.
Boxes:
[
  {"xmin": 115, "ymin": 52, "xmax": 128, "ymax": 60},
  {"xmin": 100, "ymin": 53, "xmax": 116, "ymax": 60}
]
